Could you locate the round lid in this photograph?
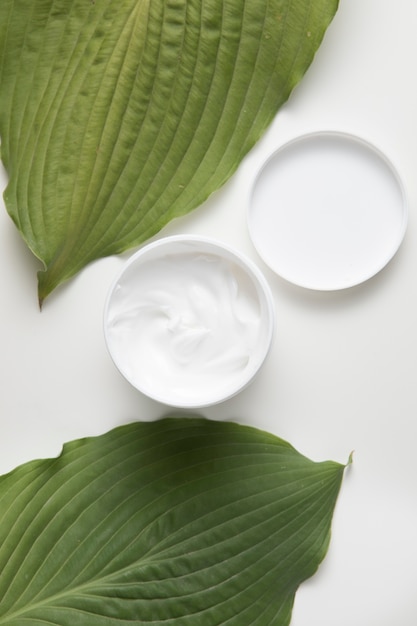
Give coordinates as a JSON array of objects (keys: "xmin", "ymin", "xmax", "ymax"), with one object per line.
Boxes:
[{"xmin": 248, "ymin": 131, "xmax": 408, "ymax": 290}]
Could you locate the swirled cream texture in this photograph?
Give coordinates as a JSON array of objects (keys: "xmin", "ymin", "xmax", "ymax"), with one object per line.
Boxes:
[{"xmin": 105, "ymin": 248, "xmax": 271, "ymax": 406}]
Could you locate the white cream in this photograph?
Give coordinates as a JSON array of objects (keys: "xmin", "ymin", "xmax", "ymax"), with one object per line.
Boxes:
[{"xmin": 104, "ymin": 239, "xmax": 274, "ymax": 407}]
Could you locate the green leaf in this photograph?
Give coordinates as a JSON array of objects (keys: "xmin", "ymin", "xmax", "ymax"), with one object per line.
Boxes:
[
  {"xmin": 0, "ymin": 417, "xmax": 346, "ymax": 626},
  {"xmin": 0, "ymin": 0, "xmax": 338, "ymax": 304}
]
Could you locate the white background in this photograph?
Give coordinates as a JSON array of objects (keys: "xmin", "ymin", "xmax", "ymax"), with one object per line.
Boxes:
[{"xmin": 1, "ymin": 0, "xmax": 417, "ymax": 624}]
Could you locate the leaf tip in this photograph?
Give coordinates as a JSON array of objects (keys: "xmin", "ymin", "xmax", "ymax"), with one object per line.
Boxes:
[
  {"xmin": 37, "ymin": 282, "xmax": 48, "ymax": 310},
  {"xmin": 37, "ymin": 267, "xmax": 57, "ymax": 308}
]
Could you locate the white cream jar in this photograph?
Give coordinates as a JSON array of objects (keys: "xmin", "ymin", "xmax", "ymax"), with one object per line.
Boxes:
[{"xmin": 104, "ymin": 235, "xmax": 274, "ymax": 407}]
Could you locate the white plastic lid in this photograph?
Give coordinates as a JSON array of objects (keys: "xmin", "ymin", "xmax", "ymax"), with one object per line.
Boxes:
[{"xmin": 248, "ymin": 131, "xmax": 408, "ymax": 290}]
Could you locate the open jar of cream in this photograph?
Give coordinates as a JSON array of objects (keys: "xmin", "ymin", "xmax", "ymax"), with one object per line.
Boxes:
[{"xmin": 104, "ymin": 235, "xmax": 275, "ymax": 407}]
